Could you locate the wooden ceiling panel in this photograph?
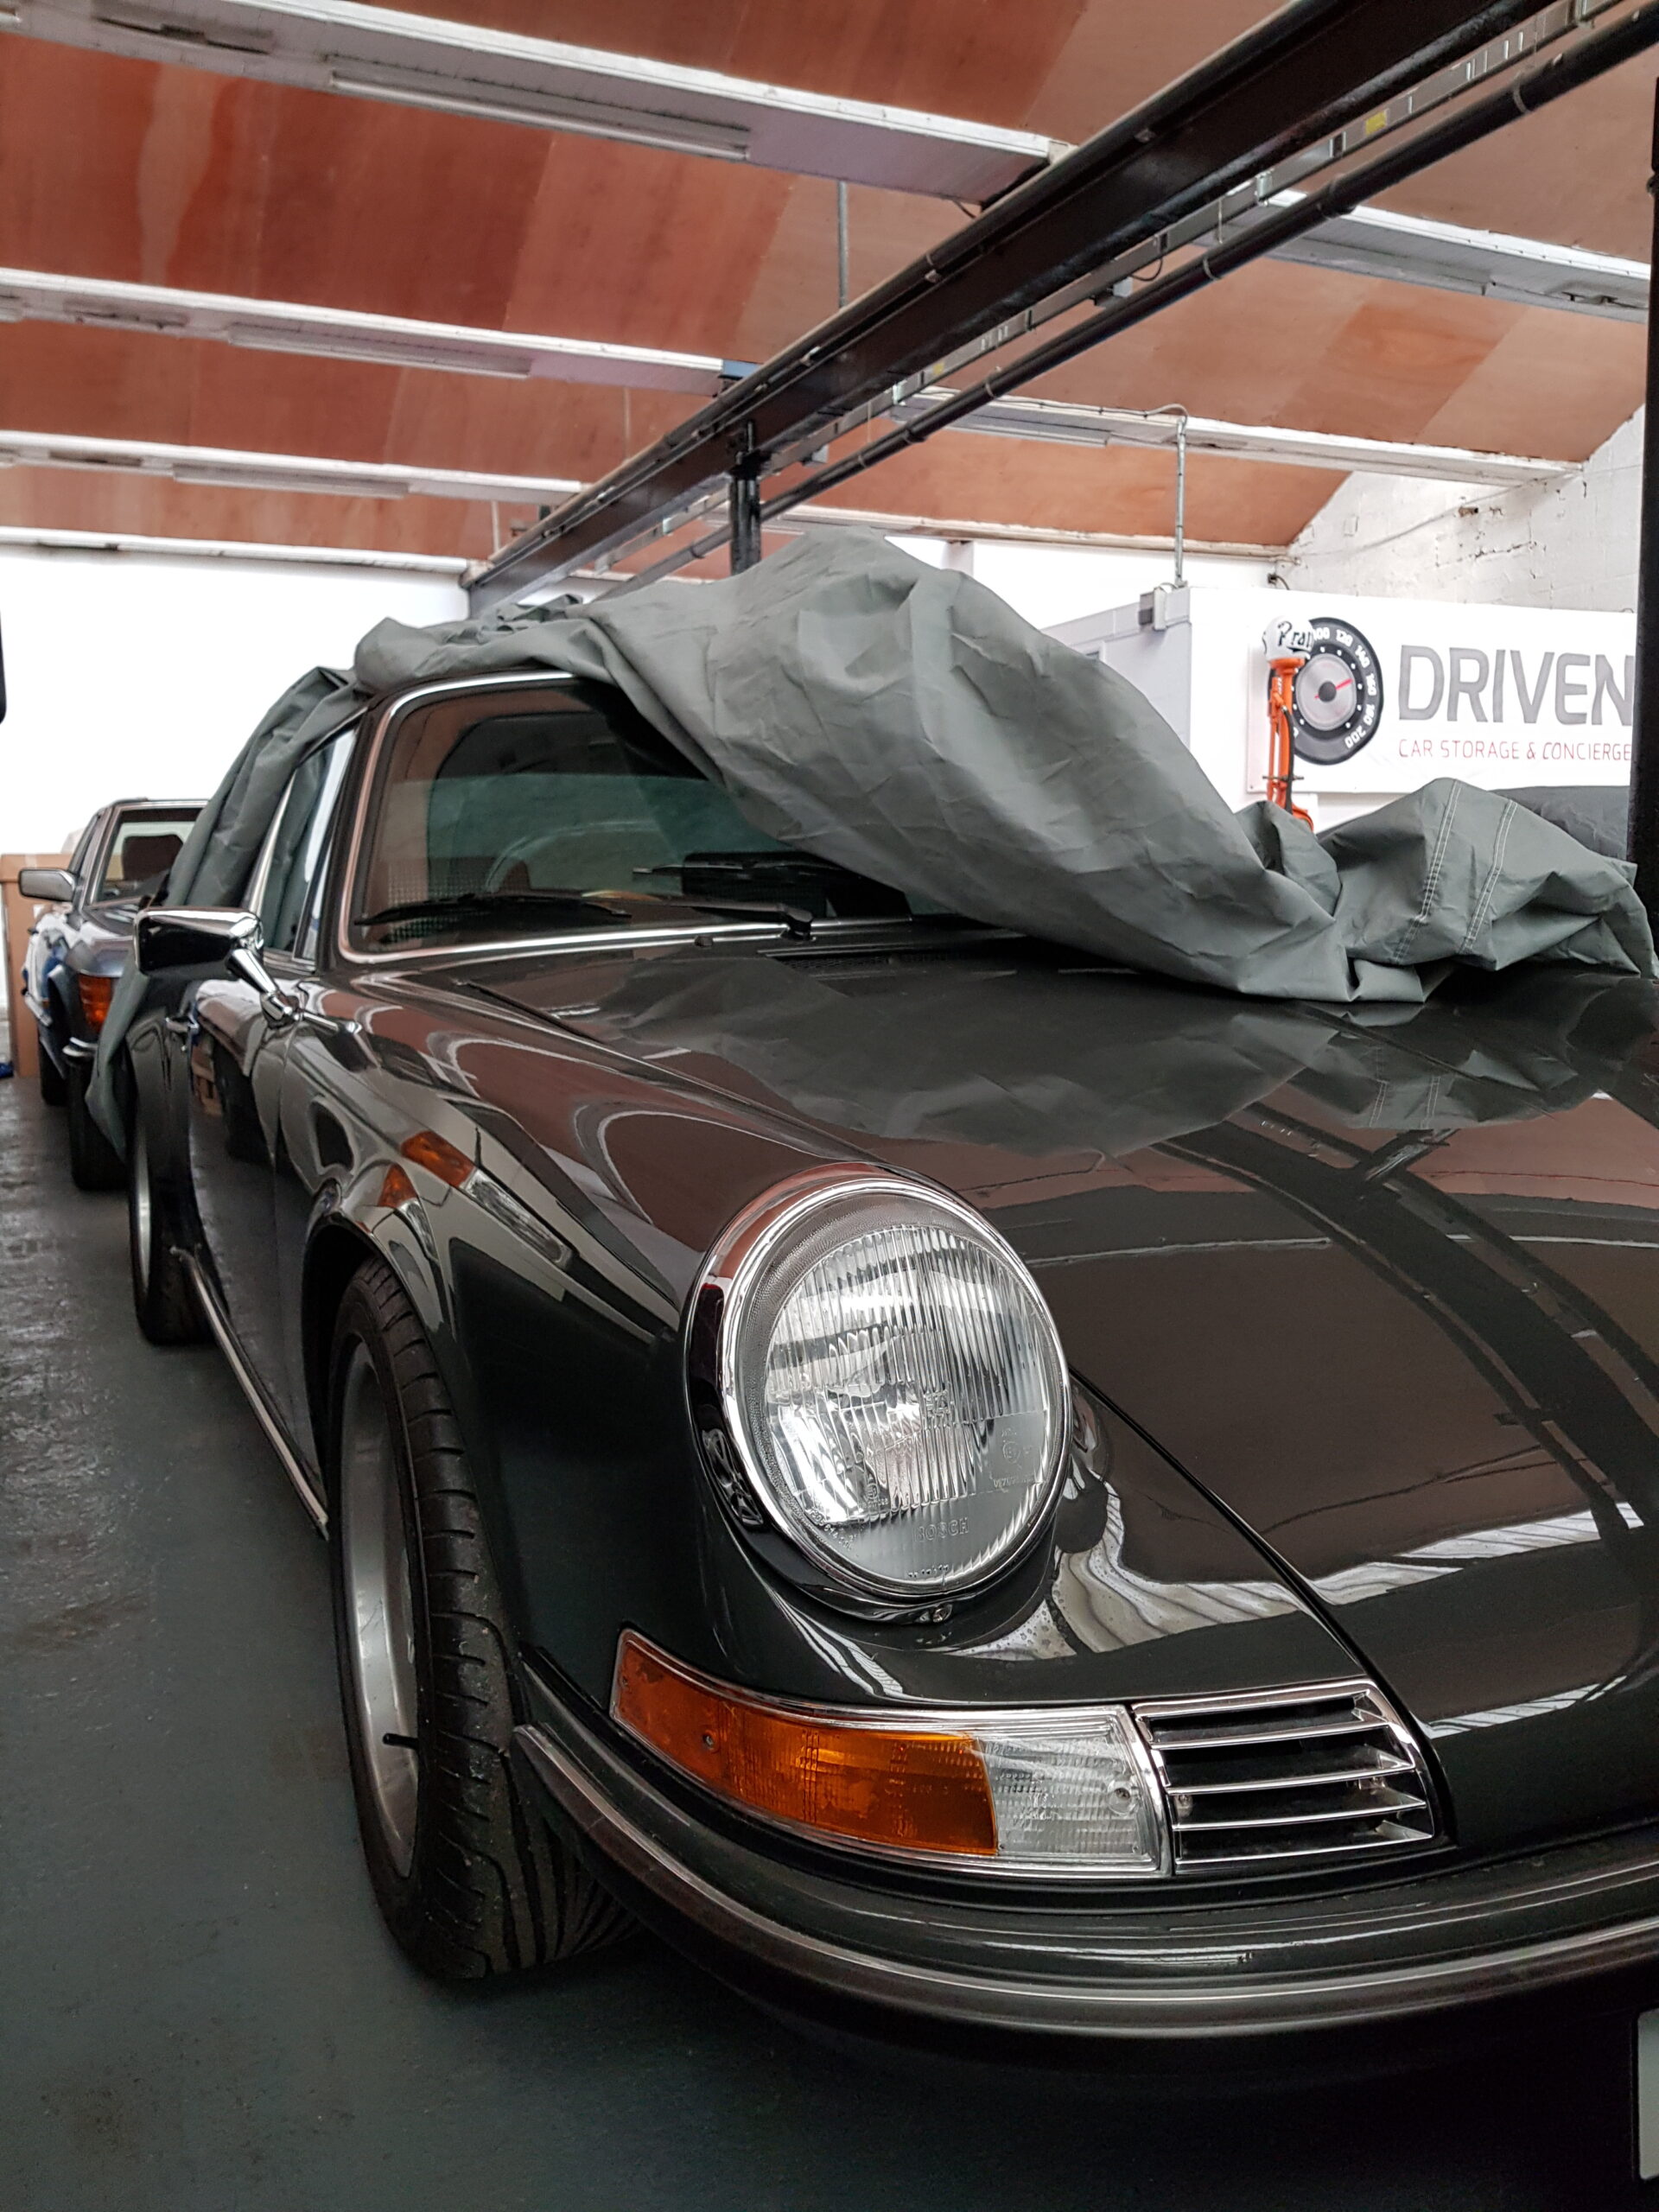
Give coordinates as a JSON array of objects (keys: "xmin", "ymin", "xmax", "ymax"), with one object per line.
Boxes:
[
  {"xmin": 0, "ymin": 8, "xmax": 1647, "ymax": 561},
  {"xmin": 378, "ymin": 0, "xmax": 1091, "ymax": 126},
  {"xmin": 1376, "ymin": 51, "xmax": 1658, "ymax": 257},
  {"xmin": 824, "ymin": 433, "xmax": 1335, "ymax": 550},
  {"xmin": 1277, "ymin": 294, "xmax": 1518, "ymax": 448},
  {"xmin": 728, "ymin": 179, "xmax": 957, "ymax": 365},
  {"xmin": 1016, "ymin": 263, "xmax": 1402, "ymax": 428},
  {"xmin": 501, "ymin": 134, "xmax": 797, "ymax": 355},
  {"xmin": 0, "ymin": 320, "xmax": 702, "ymax": 479},
  {"xmin": 1024, "ymin": 1, "xmax": 1275, "ymax": 145},
  {"xmin": 0, "ymin": 322, "xmax": 198, "ymax": 442},
  {"xmin": 1421, "ymin": 308, "xmax": 1649, "ymax": 461}
]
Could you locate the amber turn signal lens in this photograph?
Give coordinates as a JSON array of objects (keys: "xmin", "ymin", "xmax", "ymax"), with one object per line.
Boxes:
[
  {"xmin": 376, "ymin": 1162, "xmax": 417, "ymax": 1211},
  {"xmin": 76, "ymin": 974, "xmax": 115, "ymax": 1033},
  {"xmin": 400, "ymin": 1129, "xmax": 473, "ymax": 1188},
  {"xmin": 612, "ymin": 1631, "xmax": 996, "ymax": 1857}
]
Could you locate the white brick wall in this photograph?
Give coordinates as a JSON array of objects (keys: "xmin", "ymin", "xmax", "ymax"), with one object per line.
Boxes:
[{"xmin": 1283, "ymin": 410, "xmax": 1643, "ymax": 612}]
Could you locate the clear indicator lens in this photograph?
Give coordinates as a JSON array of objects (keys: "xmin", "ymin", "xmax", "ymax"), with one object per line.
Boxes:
[
  {"xmin": 976, "ymin": 1714, "xmax": 1163, "ymax": 1871},
  {"xmin": 728, "ymin": 1192, "xmax": 1068, "ymax": 1596}
]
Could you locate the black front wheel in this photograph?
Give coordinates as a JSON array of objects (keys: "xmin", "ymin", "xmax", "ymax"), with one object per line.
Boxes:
[
  {"xmin": 327, "ymin": 1255, "xmax": 627, "ymax": 1979},
  {"xmin": 67, "ymin": 1060, "xmax": 125, "ymax": 1190},
  {"xmin": 36, "ymin": 1035, "xmax": 67, "ymax": 1107}
]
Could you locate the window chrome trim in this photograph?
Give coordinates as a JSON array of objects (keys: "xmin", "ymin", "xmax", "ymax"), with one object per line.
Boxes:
[{"xmin": 334, "ymin": 671, "xmax": 598, "ymax": 969}]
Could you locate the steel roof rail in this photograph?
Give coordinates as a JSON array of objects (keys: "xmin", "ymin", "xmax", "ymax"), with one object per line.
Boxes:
[{"xmin": 466, "ymin": 0, "xmax": 1563, "ymax": 603}]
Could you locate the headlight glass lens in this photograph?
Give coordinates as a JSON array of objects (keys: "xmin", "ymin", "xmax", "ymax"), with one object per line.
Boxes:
[{"xmin": 722, "ymin": 1185, "xmax": 1069, "ymax": 1597}]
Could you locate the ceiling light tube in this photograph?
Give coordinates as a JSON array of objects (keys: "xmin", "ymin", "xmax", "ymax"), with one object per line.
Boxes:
[
  {"xmin": 328, "ymin": 68, "xmax": 751, "ymax": 160},
  {"xmin": 0, "ymin": 427, "xmax": 583, "ymax": 503},
  {"xmin": 221, "ymin": 323, "xmax": 539, "ymax": 378}
]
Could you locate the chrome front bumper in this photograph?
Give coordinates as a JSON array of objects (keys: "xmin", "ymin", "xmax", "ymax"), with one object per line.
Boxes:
[{"xmin": 516, "ymin": 1673, "xmax": 1659, "ymax": 2042}]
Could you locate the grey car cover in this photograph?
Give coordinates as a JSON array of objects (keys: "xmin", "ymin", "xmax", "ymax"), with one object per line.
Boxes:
[{"xmin": 93, "ymin": 529, "xmax": 1654, "ymax": 1142}]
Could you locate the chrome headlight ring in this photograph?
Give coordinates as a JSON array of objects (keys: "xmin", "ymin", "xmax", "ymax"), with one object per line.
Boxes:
[{"xmin": 686, "ymin": 1166, "xmax": 1071, "ymax": 1615}]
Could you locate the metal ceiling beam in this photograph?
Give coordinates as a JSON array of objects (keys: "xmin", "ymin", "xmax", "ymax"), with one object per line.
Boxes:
[
  {"xmin": 466, "ymin": 0, "xmax": 1569, "ymax": 604},
  {"xmin": 3, "ymin": 0, "xmax": 1057, "ymax": 201},
  {"xmin": 583, "ymin": 1, "xmax": 1659, "ymax": 598},
  {"xmin": 893, "ymin": 391, "xmax": 1570, "ymax": 486},
  {"xmin": 760, "ymin": 6, "xmax": 1659, "ymax": 542},
  {"xmin": 0, "ymin": 265, "xmax": 734, "ymax": 392},
  {"xmin": 0, "ymin": 428, "xmax": 581, "ymax": 504}
]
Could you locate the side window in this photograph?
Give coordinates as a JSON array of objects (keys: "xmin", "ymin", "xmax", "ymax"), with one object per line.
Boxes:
[
  {"xmin": 255, "ymin": 733, "xmax": 353, "ymax": 958},
  {"xmin": 99, "ymin": 810, "xmax": 198, "ymax": 899}
]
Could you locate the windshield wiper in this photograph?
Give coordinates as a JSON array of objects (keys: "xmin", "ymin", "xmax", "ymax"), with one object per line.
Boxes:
[
  {"xmin": 674, "ymin": 897, "xmax": 817, "ymax": 940},
  {"xmin": 638, "ymin": 851, "xmax": 909, "ymax": 921},
  {"xmin": 359, "ymin": 888, "xmax": 632, "ymax": 929}
]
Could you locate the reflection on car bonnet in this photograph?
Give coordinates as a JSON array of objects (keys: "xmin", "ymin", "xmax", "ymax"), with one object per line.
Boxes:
[{"xmin": 555, "ymin": 952, "xmax": 1658, "ymax": 1162}]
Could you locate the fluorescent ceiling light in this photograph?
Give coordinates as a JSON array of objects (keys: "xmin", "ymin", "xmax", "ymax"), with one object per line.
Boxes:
[
  {"xmin": 9, "ymin": 0, "xmax": 1056, "ymax": 200},
  {"xmin": 222, "ymin": 322, "xmax": 541, "ymax": 378},
  {"xmin": 0, "ymin": 265, "xmax": 731, "ymax": 392},
  {"xmin": 0, "ymin": 427, "xmax": 584, "ymax": 503},
  {"xmin": 894, "ymin": 390, "xmax": 1570, "ymax": 487},
  {"xmin": 1268, "ymin": 193, "xmax": 1649, "ymax": 321},
  {"xmin": 329, "ymin": 67, "xmax": 751, "ymax": 160},
  {"xmin": 0, "ymin": 521, "xmax": 467, "ymax": 569}
]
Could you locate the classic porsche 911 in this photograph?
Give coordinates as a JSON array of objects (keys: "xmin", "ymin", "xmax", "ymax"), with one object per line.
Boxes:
[{"xmin": 105, "ymin": 662, "xmax": 1659, "ymax": 2049}]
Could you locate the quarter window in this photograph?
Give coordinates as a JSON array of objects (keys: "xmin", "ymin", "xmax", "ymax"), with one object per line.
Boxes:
[{"xmin": 257, "ymin": 732, "xmax": 354, "ymax": 957}]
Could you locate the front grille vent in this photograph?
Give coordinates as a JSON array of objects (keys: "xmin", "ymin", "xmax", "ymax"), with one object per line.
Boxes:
[{"xmin": 1132, "ymin": 1681, "xmax": 1441, "ymax": 1873}]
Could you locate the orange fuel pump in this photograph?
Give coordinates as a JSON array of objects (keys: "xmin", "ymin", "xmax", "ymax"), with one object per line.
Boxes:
[{"xmin": 1263, "ymin": 620, "xmax": 1315, "ymax": 830}]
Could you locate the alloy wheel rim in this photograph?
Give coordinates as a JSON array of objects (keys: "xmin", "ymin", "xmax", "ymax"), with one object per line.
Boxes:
[
  {"xmin": 339, "ymin": 1344, "xmax": 421, "ymax": 1876},
  {"xmin": 131, "ymin": 1120, "xmax": 152, "ymax": 1283}
]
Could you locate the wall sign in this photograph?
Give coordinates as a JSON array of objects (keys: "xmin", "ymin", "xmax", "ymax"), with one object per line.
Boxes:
[{"xmin": 1290, "ymin": 617, "xmax": 1385, "ymax": 766}]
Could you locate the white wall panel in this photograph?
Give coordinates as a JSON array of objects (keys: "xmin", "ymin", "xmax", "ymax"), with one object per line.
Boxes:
[{"xmin": 0, "ymin": 547, "xmax": 464, "ymax": 855}]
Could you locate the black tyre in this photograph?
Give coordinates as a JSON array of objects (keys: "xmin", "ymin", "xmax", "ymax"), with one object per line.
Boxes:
[
  {"xmin": 37, "ymin": 1037, "xmax": 67, "ymax": 1107},
  {"xmin": 128, "ymin": 1107, "xmax": 205, "ymax": 1344},
  {"xmin": 67, "ymin": 1059, "xmax": 125, "ymax": 1191},
  {"xmin": 327, "ymin": 1255, "xmax": 627, "ymax": 1979}
]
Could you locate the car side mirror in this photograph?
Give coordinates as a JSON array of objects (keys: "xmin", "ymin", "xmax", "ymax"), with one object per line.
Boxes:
[
  {"xmin": 135, "ymin": 907, "xmax": 297, "ymax": 1025},
  {"xmin": 17, "ymin": 867, "xmax": 74, "ymax": 902}
]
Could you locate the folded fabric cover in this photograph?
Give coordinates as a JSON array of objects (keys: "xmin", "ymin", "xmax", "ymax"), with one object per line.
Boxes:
[{"xmin": 95, "ymin": 531, "xmax": 1654, "ymax": 1139}]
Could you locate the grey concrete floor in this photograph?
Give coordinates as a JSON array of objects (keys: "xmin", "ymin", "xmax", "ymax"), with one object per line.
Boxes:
[{"xmin": 2, "ymin": 1074, "xmax": 1655, "ymax": 2212}]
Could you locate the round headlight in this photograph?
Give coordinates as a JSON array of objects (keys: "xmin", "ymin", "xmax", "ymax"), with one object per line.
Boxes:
[{"xmin": 694, "ymin": 1172, "xmax": 1070, "ymax": 1601}]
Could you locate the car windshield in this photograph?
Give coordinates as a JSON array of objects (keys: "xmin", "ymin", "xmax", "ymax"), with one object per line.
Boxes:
[
  {"xmin": 97, "ymin": 809, "xmax": 200, "ymax": 900},
  {"xmin": 352, "ymin": 679, "xmax": 919, "ymax": 950}
]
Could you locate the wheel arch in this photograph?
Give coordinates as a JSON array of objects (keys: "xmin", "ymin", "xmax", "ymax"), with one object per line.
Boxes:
[
  {"xmin": 300, "ymin": 1209, "xmax": 459, "ymax": 1490},
  {"xmin": 300, "ymin": 1217, "xmax": 380, "ymax": 1473}
]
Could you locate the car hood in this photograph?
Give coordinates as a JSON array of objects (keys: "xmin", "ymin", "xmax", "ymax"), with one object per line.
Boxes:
[{"xmin": 467, "ymin": 938, "xmax": 1659, "ymax": 1851}]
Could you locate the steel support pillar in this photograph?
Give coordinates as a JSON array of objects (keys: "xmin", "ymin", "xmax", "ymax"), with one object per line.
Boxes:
[
  {"xmin": 728, "ymin": 457, "xmax": 763, "ymax": 572},
  {"xmin": 1632, "ymin": 81, "xmax": 1659, "ymax": 930}
]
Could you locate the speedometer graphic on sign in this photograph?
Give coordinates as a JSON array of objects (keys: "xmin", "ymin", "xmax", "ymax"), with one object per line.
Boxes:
[{"xmin": 1290, "ymin": 618, "xmax": 1384, "ymax": 766}]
